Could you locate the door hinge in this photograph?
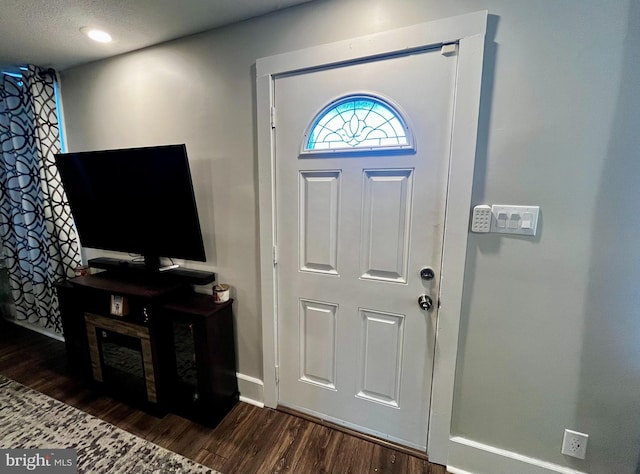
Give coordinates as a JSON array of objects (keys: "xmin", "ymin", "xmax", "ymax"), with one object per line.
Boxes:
[
  {"xmin": 275, "ymin": 365, "xmax": 279, "ymax": 384},
  {"xmin": 272, "ymin": 245, "xmax": 278, "ymax": 265},
  {"xmin": 270, "ymin": 106, "xmax": 277, "ymax": 129},
  {"xmin": 441, "ymin": 42, "xmax": 458, "ymax": 57}
]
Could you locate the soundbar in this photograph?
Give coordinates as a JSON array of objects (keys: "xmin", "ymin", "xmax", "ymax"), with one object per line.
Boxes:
[{"xmin": 87, "ymin": 257, "xmax": 216, "ymax": 285}]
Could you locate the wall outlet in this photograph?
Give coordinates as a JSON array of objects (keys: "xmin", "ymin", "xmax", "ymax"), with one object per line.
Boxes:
[{"xmin": 561, "ymin": 429, "xmax": 588, "ymax": 459}]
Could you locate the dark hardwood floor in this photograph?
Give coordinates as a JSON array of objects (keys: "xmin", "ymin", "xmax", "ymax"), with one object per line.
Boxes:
[{"xmin": 0, "ymin": 320, "xmax": 447, "ymax": 473}]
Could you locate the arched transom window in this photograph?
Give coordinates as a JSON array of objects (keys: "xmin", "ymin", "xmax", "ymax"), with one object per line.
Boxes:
[{"xmin": 303, "ymin": 95, "xmax": 414, "ymax": 153}]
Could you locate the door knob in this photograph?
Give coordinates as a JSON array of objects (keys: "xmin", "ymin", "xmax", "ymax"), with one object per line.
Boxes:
[
  {"xmin": 420, "ymin": 267, "xmax": 435, "ymax": 281},
  {"xmin": 418, "ymin": 295, "xmax": 433, "ymax": 311}
]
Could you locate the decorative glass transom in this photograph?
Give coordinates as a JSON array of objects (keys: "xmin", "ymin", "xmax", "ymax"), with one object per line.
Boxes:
[{"xmin": 304, "ymin": 95, "xmax": 412, "ymax": 152}]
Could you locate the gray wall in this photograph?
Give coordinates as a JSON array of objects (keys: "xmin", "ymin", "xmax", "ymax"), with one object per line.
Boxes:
[{"xmin": 59, "ymin": 0, "xmax": 640, "ymax": 472}]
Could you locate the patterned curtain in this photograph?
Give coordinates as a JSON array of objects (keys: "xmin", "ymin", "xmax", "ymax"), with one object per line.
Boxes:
[{"xmin": 0, "ymin": 65, "xmax": 82, "ymax": 335}]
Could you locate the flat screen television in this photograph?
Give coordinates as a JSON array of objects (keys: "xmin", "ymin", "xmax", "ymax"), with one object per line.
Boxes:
[{"xmin": 55, "ymin": 144, "xmax": 206, "ymax": 272}]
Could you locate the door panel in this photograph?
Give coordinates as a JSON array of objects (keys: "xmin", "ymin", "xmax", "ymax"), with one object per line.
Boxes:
[
  {"xmin": 357, "ymin": 308, "xmax": 405, "ymax": 407},
  {"xmin": 360, "ymin": 169, "xmax": 413, "ymax": 283},
  {"xmin": 299, "ymin": 171, "xmax": 341, "ymax": 275},
  {"xmin": 275, "ymin": 46, "xmax": 457, "ymax": 449},
  {"xmin": 299, "ymin": 299, "xmax": 338, "ymax": 389}
]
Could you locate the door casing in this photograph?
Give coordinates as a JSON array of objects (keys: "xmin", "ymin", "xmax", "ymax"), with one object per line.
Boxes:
[{"xmin": 256, "ymin": 11, "xmax": 487, "ymax": 464}]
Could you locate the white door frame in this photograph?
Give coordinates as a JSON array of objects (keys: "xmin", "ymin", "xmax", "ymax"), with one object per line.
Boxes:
[{"xmin": 256, "ymin": 11, "xmax": 487, "ymax": 464}]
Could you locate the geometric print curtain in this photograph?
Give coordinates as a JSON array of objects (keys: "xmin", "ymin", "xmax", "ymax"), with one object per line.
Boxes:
[{"xmin": 0, "ymin": 65, "xmax": 82, "ymax": 335}]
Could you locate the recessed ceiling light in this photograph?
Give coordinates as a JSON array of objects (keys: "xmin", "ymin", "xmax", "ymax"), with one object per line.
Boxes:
[{"xmin": 80, "ymin": 27, "xmax": 113, "ymax": 43}]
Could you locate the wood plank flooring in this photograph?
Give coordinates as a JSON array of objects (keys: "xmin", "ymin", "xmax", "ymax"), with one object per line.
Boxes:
[{"xmin": 0, "ymin": 320, "xmax": 447, "ymax": 473}]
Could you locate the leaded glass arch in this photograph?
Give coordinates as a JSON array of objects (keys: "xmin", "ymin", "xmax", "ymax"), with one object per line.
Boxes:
[{"xmin": 303, "ymin": 95, "xmax": 414, "ymax": 153}]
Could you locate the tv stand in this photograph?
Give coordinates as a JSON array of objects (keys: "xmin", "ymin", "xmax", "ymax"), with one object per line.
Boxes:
[
  {"xmin": 55, "ymin": 271, "xmax": 238, "ymax": 427},
  {"xmin": 88, "ymin": 257, "xmax": 216, "ymax": 285}
]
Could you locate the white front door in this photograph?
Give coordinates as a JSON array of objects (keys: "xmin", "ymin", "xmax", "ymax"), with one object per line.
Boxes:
[{"xmin": 274, "ymin": 45, "xmax": 457, "ymax": 450}]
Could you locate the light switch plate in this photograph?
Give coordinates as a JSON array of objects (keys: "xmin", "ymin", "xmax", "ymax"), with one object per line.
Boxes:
[{"xmin": 490, "ymin": 205, "xmax": 539, "ymax": 236}]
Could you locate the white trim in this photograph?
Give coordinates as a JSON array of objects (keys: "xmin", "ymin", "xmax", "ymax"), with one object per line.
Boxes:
[
  {"xmin": 448, "ymin": 437, "xmax": 588, "ymax": 474},
  {"xmin": 448, "ymin": 467, "xmax": 476, "ymax": 474},
  {"xmin": 256, "ymin": 10, "xmax": 487, "ymax": 465},
  {"xmin": 256, "ymin": 56, "xmax": 279, "ymax": 409},
  {"xmin": 236, "ymin": 372, "xmax": 264, "ymax": 407},
  {"xmin": 427, "ymin": 30, "xmax": 487, "ymax": 464},
  {"xmin": 5, "ymin": 318, "xmax": 65, "ymax": 342},
  {"xmin": 256, "ymin": 11, "xmax": 488, "ymax": 75},
  {"xmin": 239, "ymin": 395, "xmax": 264, "ymax": 408}
]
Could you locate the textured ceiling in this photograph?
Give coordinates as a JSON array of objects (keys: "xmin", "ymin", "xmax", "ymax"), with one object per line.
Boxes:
[{"xmin": 0, "ymin": 0, "xmax": 312, "ymax": 72}]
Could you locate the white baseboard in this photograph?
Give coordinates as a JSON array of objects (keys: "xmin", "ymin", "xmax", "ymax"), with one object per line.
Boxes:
[
  {"xmin": 448, "ymin": 467, "xmax": 475, "ymax": 474},
  {"xmin": 448, "ymin": 437, "xmax": 587, "ymax": 474},
  {"xmin": 5, "ymin": 317, "xmax": 64, "ymax": 342},
  {"xmin": 236, "ymin": 372, "xmax": 264, "ymax": 407}
]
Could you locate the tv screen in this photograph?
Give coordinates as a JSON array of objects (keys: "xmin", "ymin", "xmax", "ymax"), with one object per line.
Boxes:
[{"xmin": 55, "ymin": 144, "xmax": 206, "ymax": 270}]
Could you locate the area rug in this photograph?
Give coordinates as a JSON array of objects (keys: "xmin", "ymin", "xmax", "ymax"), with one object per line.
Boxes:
[{"xmin": 0, "ymin": 375, "xmax": 217, "ymax": 473}]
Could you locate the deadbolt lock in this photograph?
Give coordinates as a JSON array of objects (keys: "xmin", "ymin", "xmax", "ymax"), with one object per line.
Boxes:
[{"xmin": 420, "ymin": 267, "xmax": 435, "ymax": 281}]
